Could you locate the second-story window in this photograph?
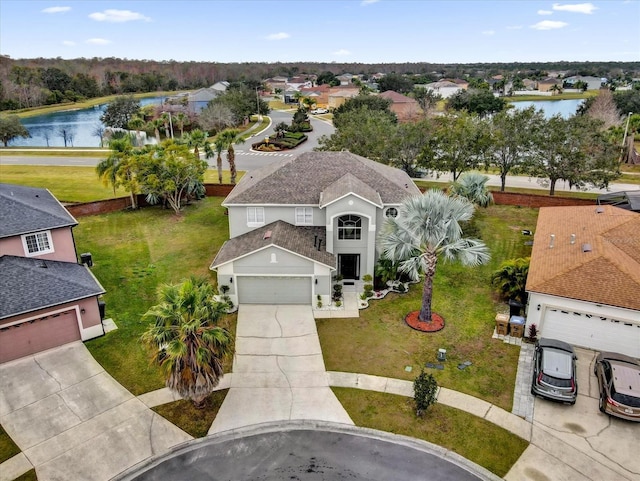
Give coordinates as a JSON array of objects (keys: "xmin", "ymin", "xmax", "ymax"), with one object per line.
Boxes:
[
  {"xmin": 295, "ymin": 207, "xmax": 313, "ymax": 225},
  {"xmin": 22, "ymin": 231, "xmax": 54, "ymax": 256},
  {"xmin": 247, "ymin": 207, "xmax": 265, "ymax": 226},
  {"xmin": 338, "ymin": 215, "xmax": 361, "ymax": 240}
]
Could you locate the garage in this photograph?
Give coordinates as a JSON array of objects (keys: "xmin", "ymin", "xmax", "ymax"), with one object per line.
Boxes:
[
  {"xmin": 541, "ymin": 308, "xmax": 640, "ymax": 357},
  {"xmin": 237, "ymin": 276, "xmax": 312, "ymax": 304},
  {"xmin": 0, "ymin": 310, "xmax": 81, "ymax": 363}
]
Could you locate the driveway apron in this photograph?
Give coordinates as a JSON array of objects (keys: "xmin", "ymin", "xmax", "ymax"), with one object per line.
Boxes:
[
  {"xmin": 0, "ymin": 342, "xmax": 191, "ymax": 481},
  {"xmin": 209, "ymin": 305, "xmax": 353, "ymax": 434}
]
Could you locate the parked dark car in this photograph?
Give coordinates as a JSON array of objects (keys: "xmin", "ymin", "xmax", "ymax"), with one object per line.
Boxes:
[
  {"xmin": 594, "ymin": 352, "xmax": 640, "ymax": 422},
  {"xmin": 531, "ymin": 338, "xmax": 578, "ymax": 404}
]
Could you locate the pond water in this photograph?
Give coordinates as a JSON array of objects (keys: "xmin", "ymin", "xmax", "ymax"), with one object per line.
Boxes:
[
  {"xmin": 11, "ymin": 97, "xmax": 165, "ymax": 147},
  {"xmin": 509, "ymin": 98, "xmax": 585, "ymax": 119}
]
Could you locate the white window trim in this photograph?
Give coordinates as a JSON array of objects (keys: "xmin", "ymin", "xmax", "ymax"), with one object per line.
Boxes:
[
  {"xmin": 247, "ymin": 207, "xmax": 265, "ymax": 227},
  {"xmin": 295, "ymin": 207, "xmax": 313, "ymax": 225},
  {"xmin": 21, "ymin": 230, "xmax": 54, "ymax": 257}
]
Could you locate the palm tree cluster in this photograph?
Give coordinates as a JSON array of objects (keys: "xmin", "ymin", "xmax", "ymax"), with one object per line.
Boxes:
[{"xmin": 141, "ymin": 277, "xmax": 232, "ymax": 408}]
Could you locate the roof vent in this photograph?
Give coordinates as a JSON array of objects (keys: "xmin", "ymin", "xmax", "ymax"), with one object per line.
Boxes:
[
  {"xmin": 549, "ymin": 234, "xmax": 555, "ymax": 248},
  {"xmin": 263, "ymin": 230, "xmax": 272, "ymax": 240},
  {"xmin": 595, "ymin": 207, "xmax": 604, "ymax": 213},
  {"xmin": 582, "ymin": 243, "xmax": 592, "ymax": 253}
]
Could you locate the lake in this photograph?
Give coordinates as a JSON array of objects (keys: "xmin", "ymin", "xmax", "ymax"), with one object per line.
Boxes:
[
  {"xmin": 509, "ymin": 98, "xmax": 585, "ymax": 119},
  {"xmin": 11, "ymin": 97, "xmax": 165, "ymax": 148}
]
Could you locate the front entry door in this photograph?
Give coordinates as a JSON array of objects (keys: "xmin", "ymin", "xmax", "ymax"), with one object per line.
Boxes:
[{"xmin": 338, "ymin": 254, "xmax": 360, "ymax": 280}]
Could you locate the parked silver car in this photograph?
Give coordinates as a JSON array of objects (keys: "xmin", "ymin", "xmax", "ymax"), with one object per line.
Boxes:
[{"xmin": 531, "ymin": 338, "xmax": 578, "ymax": 404}]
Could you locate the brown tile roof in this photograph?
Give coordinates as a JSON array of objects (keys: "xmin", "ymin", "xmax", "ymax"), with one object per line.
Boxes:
[
  {"xmin": 526, "ymin": 205, "xmax": 640, "ymax": 310},
  {"xmin": 223, "ymin": 151, "xmax": 421, "ymax": 206},
  {"xmin": 210, "ymin": 221, "xmax": 335, "ymax": 269},
  {"xmin": 379, "ymin": 91, "xmax": 417, "ymax": 104}
]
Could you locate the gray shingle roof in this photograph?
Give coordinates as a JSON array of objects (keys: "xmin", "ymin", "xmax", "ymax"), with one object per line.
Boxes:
[
  {"xmin": 320, "ymin": 173, "xmax": 383, "ymax": 208},
  {"xmin": 0, "ymin": 256, "xmax": 106, "ymax": 319},
  {"xmin": 223, "ymin": 151, "xmax": 421, "ymax": 206},
  {"xmin": 0, "ymin": 184, "xmax": 77, "ymax": 238},
  {"xmin": 211, "ymin": 221, "xmax": 335, "ymax": 269}
]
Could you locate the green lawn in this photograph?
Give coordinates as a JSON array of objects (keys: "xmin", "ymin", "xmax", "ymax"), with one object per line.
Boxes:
[
  {"xmin": 333, "ymin": 388, "xmax": 528, "ymax": 478},
  {"xmin": 0, "ymin": 165, "xmax": 242, "ymax": 203},
  {"xmin": 152, "ymin": 390, "xmax": 229, "ymax": 438},
  {"xmin": 74, "ymin": 197, "xmax": 236, "ymax": 395},
  {"xmin": 319, "ymin": 205, "xmax": 539, "ymax": 410},
  {"xmin": 0, "ymin": 424, "xmax": 21, "ymax": 463}
]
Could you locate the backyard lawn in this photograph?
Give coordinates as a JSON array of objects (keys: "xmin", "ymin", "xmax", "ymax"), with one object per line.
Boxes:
[
  {"xmin": 74, "ymin": 196, "xmax": 236, "ymax": 395},
  {"xmin": 318, "ymin": 204, "xmax": 539, "ymax": 411}
]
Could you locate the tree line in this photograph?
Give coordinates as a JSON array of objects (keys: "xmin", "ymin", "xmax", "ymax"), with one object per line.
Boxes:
[
  {"xmin": 1, "ymin": 55, "xmax": 638, "ymax": 111},
  {"xmin": 317, "ymin": 88, "xmax": 640, "ymax": 195}
]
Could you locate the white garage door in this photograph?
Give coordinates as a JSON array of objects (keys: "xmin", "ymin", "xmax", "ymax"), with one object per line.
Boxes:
[
  {"xmin": 237, "ymin": 277, "xmax": 312, "ymax": 305},
  {"xmin": 0, "ymin": 310, "xmax": 81, "ymax": 363},
  {"xmin": 541, "ymin": 308, "xmax": 640, "ymax": 357}
]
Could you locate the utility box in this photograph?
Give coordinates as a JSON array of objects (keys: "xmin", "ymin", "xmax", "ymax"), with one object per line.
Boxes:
[
  {"xmin": 80, "ymin": 252, "xmax": 93, "ymax": 267},
  {"xmin": 495, "ymin": 313, "xmax": 509, "ymax": 336},
  {"xmin": 509, "ymin": 316, "xmax": 525, "ymax": 338}
]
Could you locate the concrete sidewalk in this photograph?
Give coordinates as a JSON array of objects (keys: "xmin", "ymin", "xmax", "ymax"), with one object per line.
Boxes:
[{"xmin": 208, "ymin": 305, "xmax": 353, "ymax": 434}]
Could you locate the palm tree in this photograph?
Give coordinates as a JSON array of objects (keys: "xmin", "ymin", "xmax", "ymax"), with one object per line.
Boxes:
[
  {"xmin": 141, "ymin": 277, "xmax": 232, "ymax": 409},
  {"xmin": 147, "ymin": 119, "xmax": 163, "ymax": 144},
  {"xmin": 96, "ymin": 135, "xmax": 139, "ymax": 208},
  {"xmin": 378, "ymin": 189, "xmax": 490, "ymax": 323},
  {"xmin": 449, "ymin": 172, "xmax": 494, "ymax": 207},
  {"xmin": 186, "ymin": 128, "xmax": 207, "ymax": 160},
  {"xmin": 301, "ymin": 96, "xmax": 316, "ymax": 112},
  {"xmin": 491, "ymin": 257, "xmax": 530, "ymax": 304},
  {"xmin": 173, "ymin": 112, "xmax": 189, "ymax": 138},
  {"xmin": 211, "ymin": 135, "xmax": 226, "ymax": 184},
  {"xmin": 127, "ymin": 117, "xmax": 145, "ymax": 147},
  {"xmin": 217, "ymin": 129, "xmax": 242, "ymax": 184}
]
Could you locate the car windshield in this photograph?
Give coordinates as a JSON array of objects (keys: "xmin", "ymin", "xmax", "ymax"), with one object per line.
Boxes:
[{"xmin": 542, "ymin": 348, "xmax": 573, "ymax": 380}]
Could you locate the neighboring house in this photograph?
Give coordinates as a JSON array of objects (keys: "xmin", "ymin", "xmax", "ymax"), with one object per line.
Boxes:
[
  {"xmin": 537, "ymin": 78, "xmax": 562, "ymax": 93},
  {"xmin": 327, "ymin": 86, "xmax": 360, "ymax": 109},
  {"xmin": 287, "ymin": 76, "xmax": 312, "ymax": 90},
  {"xmin": 187, "ymin": 87, "xmax": 222, "ymax": 113},
  {"xmin": 0, "ymin": 184, "xmax": 106, "ymax": 363},
  {"xmin": 524, "ymin": 205, "xmax": 640, "ymax": 358},
  {"xmin": 378, "ymin": 90, "xmax": 422, "ymax": 121},
  {"xmin": 211, "ymin": 81, "xmax": 230, "ymax": 93},
  {"xmin": 210, "ymin": 151, "xmax": 421, "ymax": 306},
  {"xmin": 522, "ymin": 79, "xmax": 537, "ymax": 90},
  {"xmin": 422, "ymin": 80, "xmax": 463, "ymax": 98},
  {"xmin": 336, "ymin": 73, "xmax": 356, "ymax": 86},
  {"xmin": 563, "ymin": 76, "xmax": 605, "ymax": 91},
  {"xmin": 300, "ymin": 85, "xmax": 331, "ymax": 109}
]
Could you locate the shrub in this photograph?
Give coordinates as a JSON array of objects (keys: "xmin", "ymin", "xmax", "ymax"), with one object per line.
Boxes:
[
  {"xmin": 395, "ymin": 283, "xmax": 407, "ymax": 293},
  {"xmin": 335, "ymin": 300, "xmax": 342, "ymax": 307},
  {"xmin": 316, "ymin": 294, "xmax": 322, "ymax": 308},
  {"xmin": 527, "ymin": 323, "xmax": 538, "ymax": 342},
  {"xmin": 363, "ymin": 283, "xmax": 374, "ymax": 297},
  {"xmin": 219, "ymin": 285, "xmax": 230, "ymax": 295},
  {"xmin": 414, "ymin": 370, "xmax": 438, "ymax": 417}
]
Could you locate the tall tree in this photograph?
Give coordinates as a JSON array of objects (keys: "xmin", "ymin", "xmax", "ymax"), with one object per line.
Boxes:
[
  {"xmin": 96, "ymin": 135, "xmax": 140, "ymax": 208},
  {"xmin": 418, "ymin": 112, "xmax": 489, "ymax": 181},
  {"xmin": 138, "ymin": 141, "xmax": 207, "ymax": 214},
  {"xmin": 449, "ymin": 172, "xmax": 494, "ymax": 207},
  {"xmin": 411, "ymin": 87, "xmax": 441, "ymax": 116},
  {"xmin": 127, "ymin": 116, "xmax": 146, "ymax": 146},
  {"xmin": 385, "ymin": 119, "xmax": 435, "ymax": 177},
  {"xmin": 485, "ymin": 106, "xmax": 545, "ymax": 191},
  {"xmin": 377, "ymin": 73, "xmax": 414, "ymax": 94},
  {"xmin": 332, "ymin": 94, "xmax": 395, "ymax": 127},
  {"xmin": 173, "ymin": 112, "xmax": 189, "ymax": 138},
  {"xmin": 216, "ymin": 129, "xmax": 242, "ymax": 184},
  {"xmin": 447, "ymin": 89, "xmax": 506, "ymax": 116},
  {"xmin": 586, "ymin": 90, "xmax": 621, "ymax": 130},
  {"xmin": 378, "ymin": 189, "xmax": 490, "ymax": 323},
  {"xmin": 141, "ymin": 277, "xmax": 232, "ymax": 408},
  {"xmin": 0, "ymin": 115, "xmax": 30, "ymax": 146},
  {"xmin": 101, "ymin": 95, "xmax": 141, "ymax": 129},
  {"xmin": 198, "ymin": 103, "xmax": 235, "ymax": 134}
]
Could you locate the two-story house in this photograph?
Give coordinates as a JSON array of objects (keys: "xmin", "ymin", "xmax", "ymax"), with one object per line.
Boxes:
[
  {"xmin": 0, "ymin": 183, "xmax": 106, "ymax": 363},
  {"xmin": 210, "ymin": 151, "xmax": 421, "ymax": 305}
]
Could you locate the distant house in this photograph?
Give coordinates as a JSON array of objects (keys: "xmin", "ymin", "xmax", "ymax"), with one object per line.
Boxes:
[
  {"xmin": 300, "ymin": 84, "xmax": 331, "ymax": 109},
  {"xmin": 187, "ymin": 87, "xmax": 222, "ymax": 113},
  {"xmin": 287, "ymin": 76, "xmax": 312, "ymax": 90},
  {"xmin": 336, "ymin": 73, "xmax": 356, "ymax": 86},
  {"xmin": 0, "ymin": 184, "xmax": 106, "ymax": 363},
  {"xmin": 522, "ymin": 79, "xmax": 537, "ymax": 90},
  {"xmin": 524, "ymin": 205, "xmax": 640, "ymax": 358},
  {"xmin": 422, "ymin": 80, "xmax": 463, "ymax": 98},
  {"xmin": 537, "ymin": 78, "xmax": 562, "ymax": 93},
  {"xmin": 210, "ymin": 151, "xmax": 421, "ymax": 306},
  {"xmin": 378, "ymin": 90, "xmax": 422, "ymax": 121},
  {"xmin": 563, "ymin": 76, "xmax": 605, "ymax": 91},
  {"xmin": 327, "ymin": 86, "xmax": 360, "ymax": 110}
]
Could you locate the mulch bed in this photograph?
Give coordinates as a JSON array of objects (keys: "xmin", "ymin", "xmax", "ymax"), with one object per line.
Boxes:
[{"xmin": 405, "ymin": 311, "xmax": 445, "ymax": 333}]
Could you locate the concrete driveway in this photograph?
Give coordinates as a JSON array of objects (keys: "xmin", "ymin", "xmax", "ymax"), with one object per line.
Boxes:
[
  {"xmin": 0, "ymin": 342, "xmax": 191, "ymax": 481},
  {"xmin": 209, "ymin": 305, "xmax": 353, "ymax": 434},
  {"xmin": 506, "ymin": 347, "xmax": 640, "ymax": 481}
]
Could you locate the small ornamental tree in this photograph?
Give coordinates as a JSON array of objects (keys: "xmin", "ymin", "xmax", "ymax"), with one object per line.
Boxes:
[{"xmin": 414, "ymin": 370, "xmax": 438, "ymax": 417}]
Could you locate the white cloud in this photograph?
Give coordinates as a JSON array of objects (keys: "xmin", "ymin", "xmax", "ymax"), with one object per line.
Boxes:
[
  {"xmin": 482, "ymin": 30, "xmax": 495, "ymax": 35},
  {"xmin": 42, "ymin": 6, "xmax": 70, "ymax": 13},
  {"xmin": 537, "ymin": 9, "xmax": 553, "ymax": 15},
  {"xmin": 361, "ymin": 0, "xmax": 380, "ymax": 5},
  {"xmin": 333, "ymin": 49, "xmax": 351, "ymax": 56},
  {"xmin": 531, "ymin": 20, "xmax": 568, "ymax": 30},
  {"xmin": 506, "ymin": 25, "xmax": 523, "ymax": 30},
  {"xmin": 552, "ymin": 3, "xmax": 597, "ymax": 14},
  {"xmin": 62, "ymin": 40, "xmax": 76, "ymax": 46},
  {"xmin": 89, "ymin": 9, "xmax": 150, "ymax": 22},
  {"xmin": 266, "ymin": 32, "xmax": 290, "ymax": 40},
  {"xmin": 86, "ymin": 38, "xmax": 111, "ymax": 45}
]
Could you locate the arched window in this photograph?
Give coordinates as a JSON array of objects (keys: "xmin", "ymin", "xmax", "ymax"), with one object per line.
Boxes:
[
  {"xmin": 385, "ymin": 207, "xmax": 398, "ymax": 218},
  {"xmin": 338, "ymin": 215, "xmax": 361, "ymax": 240}
]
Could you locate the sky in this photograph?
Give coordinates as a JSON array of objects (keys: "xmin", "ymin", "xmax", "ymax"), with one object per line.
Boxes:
[{"xmin": 1, "ymin": 1, "xmax": 638, "ymax": 64}]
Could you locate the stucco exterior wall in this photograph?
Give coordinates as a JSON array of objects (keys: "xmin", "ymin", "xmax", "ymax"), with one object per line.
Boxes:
[{"xmin": 0, "ymin": 227, "xmax": 78, "ymax": 262}]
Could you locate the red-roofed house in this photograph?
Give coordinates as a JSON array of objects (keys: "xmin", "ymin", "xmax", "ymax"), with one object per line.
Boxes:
[
  {"xmin": 525, "ymin": 205, "xmax": 640, "ymax": 357},
  {"xmin": 378, "ymin": 91, "xmax": 422, "ymax": 122}
]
